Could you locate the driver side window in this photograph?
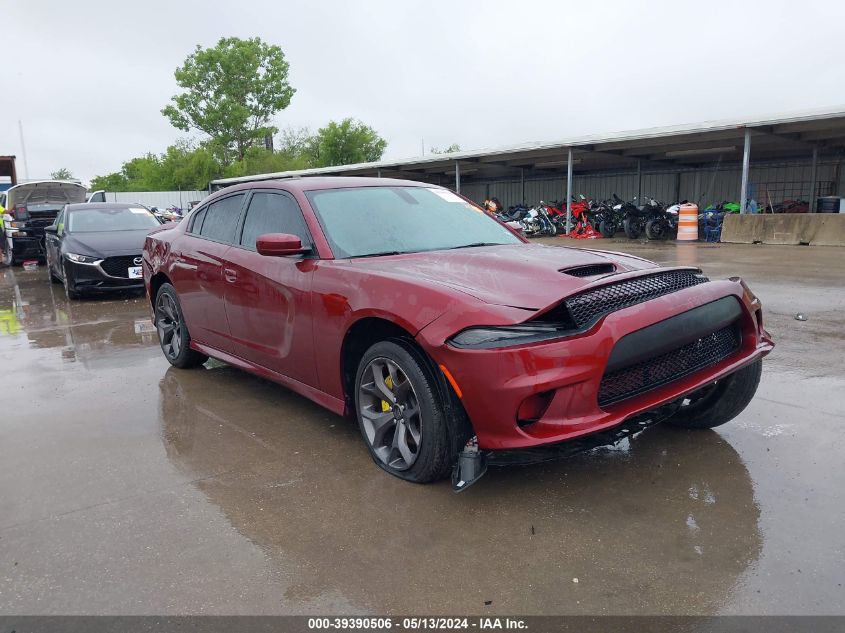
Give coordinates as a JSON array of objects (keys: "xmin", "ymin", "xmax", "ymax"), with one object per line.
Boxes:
[{"xmin": 239, "ymin": 192, "xmax": 311, "ymax": 251}]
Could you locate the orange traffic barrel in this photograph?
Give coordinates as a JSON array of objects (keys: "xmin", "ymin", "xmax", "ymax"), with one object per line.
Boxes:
[{"xmin": 677, "ymin": 203, "xmax": 699, "ymax": 241}]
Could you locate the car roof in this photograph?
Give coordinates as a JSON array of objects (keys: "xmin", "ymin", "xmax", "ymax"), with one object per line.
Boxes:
[
  {"xmin": 220, "ymin": 176, "xmax": 436, "ymax": 195},
  {"xmin": 66, "ymin": 202, "xmax": 150, "ymax": 212}
]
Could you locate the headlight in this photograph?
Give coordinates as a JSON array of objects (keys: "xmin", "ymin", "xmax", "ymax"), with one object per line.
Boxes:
[
  {"xmin": 9, "ymin": 221, "xmax": 25, "ymax": 229},
  {"xmin": 65, "ymin": 253, "xmax": 100, "ymax": 264},
  {"xmin": 449, "ymin": 323, "xmax": 573, "ymax": 349}
]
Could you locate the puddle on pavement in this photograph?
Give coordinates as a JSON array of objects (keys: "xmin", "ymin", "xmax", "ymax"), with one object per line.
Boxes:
[{"xmin": 157, "ymin": 364, "xmax": 762, "ymax": 614}]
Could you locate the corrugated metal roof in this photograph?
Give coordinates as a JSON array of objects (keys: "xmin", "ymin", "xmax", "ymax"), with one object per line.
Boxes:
[{"xmin": 211, "ymin": 105, "xmax": 845, "ymax": 186}]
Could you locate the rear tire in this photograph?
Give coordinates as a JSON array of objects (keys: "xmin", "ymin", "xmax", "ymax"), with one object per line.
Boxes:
[
  {"xmin": 623, "ymin": 217, "xmax": 642, "ymax": 239},
  {"xmin": 666, "ymin": 359, "xmax": 762, "ymax": 429},
  {"xmin": 154, "ymin": 283, "xmax": 208, "ymax": 369},
  {"xmin": 354, "ymin": 340, "xmax": 465, "ymax": 483}
]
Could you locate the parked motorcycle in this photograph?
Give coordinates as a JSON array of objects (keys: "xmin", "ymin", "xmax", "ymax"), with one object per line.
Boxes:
[
  {"xmin": 645, "ymin": 202, "xmax": 680, "ymax": 240},
  {"xmin": 587, "ymin": 198, "xmax": 620, "ymax": 238},
  {"xmin": 613, "ymin": 195, "xmax": 645, "ymax": 239},
  {"xmin": 520, "ymin": 202, "xmax": 557, "ymax": 237},
  {"xmin": 495, "ymin": 204, "xmax": 528, "ymax": 232},
  {"xmin": 542, "ymin": 201, "xmax": 568, "ymax": 233}
]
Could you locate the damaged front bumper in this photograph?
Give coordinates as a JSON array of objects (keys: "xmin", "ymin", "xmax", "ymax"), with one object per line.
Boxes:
[{"xmin": 451, "ymin": 401, "xmax": 681, "ymax": 492}]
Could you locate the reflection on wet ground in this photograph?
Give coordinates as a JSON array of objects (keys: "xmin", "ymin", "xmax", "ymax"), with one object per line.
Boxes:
[{"xmin": 1, "ymin": 244, "xmax": 844, "ymax": 615}]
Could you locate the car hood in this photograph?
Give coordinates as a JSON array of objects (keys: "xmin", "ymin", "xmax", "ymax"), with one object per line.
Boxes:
[
  {"xmin": 8, "ymin": 181, "xmax": 87, "ymax": 206},
  {"xmin": 339, "ymin": 243, "xmax": 658, "ymax": 309},
  {"xmin": 64, "ymin": 230, "xmax": 151, "ymax": 258}
]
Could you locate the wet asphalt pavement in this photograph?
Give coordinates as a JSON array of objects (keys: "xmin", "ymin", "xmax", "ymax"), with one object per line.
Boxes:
[{"xmin": 0, "ymin": 240, "xmax": 843, "ymax": 615}]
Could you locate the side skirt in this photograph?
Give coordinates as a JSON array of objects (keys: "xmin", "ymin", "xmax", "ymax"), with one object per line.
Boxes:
[{"xmin": 189, "ymin": 341, "xmax": 346, "ymax": 417}]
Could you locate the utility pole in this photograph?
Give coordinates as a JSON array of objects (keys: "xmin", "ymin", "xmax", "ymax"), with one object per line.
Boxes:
[{"xmin": 18, "ymin": 120, "xmax": 30, "ymax": 180}]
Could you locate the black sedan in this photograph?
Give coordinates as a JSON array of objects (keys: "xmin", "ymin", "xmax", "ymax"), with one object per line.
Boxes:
[{"xmin": 45, "ymin": 203, "xmax": 162, "ymax": 299}]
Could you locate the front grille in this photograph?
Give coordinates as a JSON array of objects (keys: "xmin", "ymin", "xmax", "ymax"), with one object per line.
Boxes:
[
  {"xmin": 100, "ymin": 255, "xmax": 141, "ymax": 278},
  {"xmin": 598, "ymin": 323, "xmax": 741, "ymax": 407},
  {"xmin": 563, "ymin": 263, "xmax": 616, "ymax": 278},
  {"xmin": 565, "ymin": 270, "xmax": 708, "ymax": 329}
]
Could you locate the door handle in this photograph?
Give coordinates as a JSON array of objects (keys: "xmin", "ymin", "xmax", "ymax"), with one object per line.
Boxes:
[{"xmin": 223, "ymin": 267, "xmax": 238, "ymax": 283}]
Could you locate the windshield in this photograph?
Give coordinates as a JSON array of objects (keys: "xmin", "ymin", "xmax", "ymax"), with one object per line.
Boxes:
[
  {"xmin": 68, "ymin": 207, "xmax": 161, "ymax": 233},
  {"xmin": 306, "ymin": 186, "xmax": 520, "ymax": 258}
]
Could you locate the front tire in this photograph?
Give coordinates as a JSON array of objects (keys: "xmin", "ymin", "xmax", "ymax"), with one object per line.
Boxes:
[
  {"xmin": 63, "ymin": 264, "xmax": 82, "ymax": 300},
  {"xmin": 1, "ymin": 238, "xmax": 13, "ymax": 267},
  {"xmin": 666, "ymin": 359, "xmax": 762, "ymax": 429},
  {"xmin": 154, "ymin": 283, "xmax": 208, "ymax": 369},
  {"xmin": 623, "ymin": 217, "xmax": 642, "ymax": 239},
  {"xmin": 48, "ymin": 256, "xmax": 62, "ymax": 283},
  {"xmin": 645, "ymin": 218, "xmax": 666, "ymax": 240},
  {"xmin": 354, "ymin": 340, "xmax": 461, "ymax": 483},
  {"xmin": 599, "ymin": 220, "xmax": 616, "ymax": 238}
]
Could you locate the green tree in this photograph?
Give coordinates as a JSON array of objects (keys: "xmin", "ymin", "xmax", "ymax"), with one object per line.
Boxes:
[
  {"xmin": 430, "ymin": 143, "xmax": 461, "ymax": 154},
  {"xmin": 50, "ymin": 167, "xmax": 74, "ymax": 180},
  {"xmin": 89, "ymin": 172, "xmax": 129, "ymax": 192},
  {"xmin": 162, "ymin": 36, "xmax": 295, "ymax": 163},
  {"xmin": 159, "ymin": 142, "xmax": 222, "ymax": 190},
  {"xmin": 276, "ymin": 126, "xmax": 316, "ymax": 164},
  {"xmin": 89, "ymin": 142, "xmax": 224, "ymax": 193},
  {"xmin": 310, "ymin": 118, "xmax": 387, "ymax": 167},
  {"xmin": 223, "ymin": 146, "xmax": 307, "ymax": 179}
]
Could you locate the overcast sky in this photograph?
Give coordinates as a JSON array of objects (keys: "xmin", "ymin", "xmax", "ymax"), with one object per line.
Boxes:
[{"xmin": 3, "ymin": 0, "xmax": 845, "ymax": 183}]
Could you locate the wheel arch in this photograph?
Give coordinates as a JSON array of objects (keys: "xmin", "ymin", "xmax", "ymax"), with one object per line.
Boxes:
[
  {"xmin": 149, "ymin": 271, "xmax": 172, "ymax": 315},
  {"xmin": 339, "ymin": 316, "xmax": 472, "ymax": 434},
  {"xmin": 340, "ymin": 317, "xmax": 416, "ymax": 414}
]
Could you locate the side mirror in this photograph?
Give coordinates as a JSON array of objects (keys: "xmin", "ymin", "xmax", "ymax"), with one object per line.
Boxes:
[
  {"xmin": 256, "ymin": 233, "xmax": 309, "ymax": 257},
  {"xmin": 44, "ymin": 225, "xmax": 58, "ymax": 235}
]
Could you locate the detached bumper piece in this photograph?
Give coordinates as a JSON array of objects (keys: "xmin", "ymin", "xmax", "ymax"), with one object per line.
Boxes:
[
  {"xmin": 451, "ymin": 402, "xmax": 681, "ymax": 492},
  {"xmin": 451, "ymin": 436, "xmax": 488, "ymax": 492}
]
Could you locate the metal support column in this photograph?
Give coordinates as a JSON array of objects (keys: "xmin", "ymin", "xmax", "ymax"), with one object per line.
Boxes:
[
  {"xmin": 740, "ymin": 129, "xmax": 751, "ymax": 214},
  {"xmin": 636, "ymin": 160, "xmax": 642, "ymax": 200},
  {"xmin": 565, "ymin": 148, "xmax": 574, "ymax": 234},
  {"xmin": 809, "ymin": 145, "xmax": 819, "ymax": 212},
  {"xmin": 377, "ymin": 168, "xmax": 381, "ymax": 178},
  {"xmin": 455, "ymin": 161, "xmax": 461, "ymax": 194},
  {"xmin": 520, "ymin": 168, "xmax": 525, "ymax": 204}
]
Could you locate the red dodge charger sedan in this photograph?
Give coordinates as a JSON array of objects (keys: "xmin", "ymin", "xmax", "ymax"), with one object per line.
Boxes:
[{"xmin": 143, "ymin": 178, "xmax": 773, "ymax": 487}]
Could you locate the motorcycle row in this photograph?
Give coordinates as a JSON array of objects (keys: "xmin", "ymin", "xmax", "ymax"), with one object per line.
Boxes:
[{"xmin": 483, "ymin": 196, "xmax": 739, "ymax": 242}]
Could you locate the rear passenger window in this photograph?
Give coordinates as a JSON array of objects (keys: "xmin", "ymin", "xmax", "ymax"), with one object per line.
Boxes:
[
  {"xmin": 198, "ymin": 194, "xmax": 245, "ymax": 244},
  {"xmin": 240, "ymin": 192, "xmax": 311, "ymax": 251},
  {"xmin": 189, "ymin": 207, "xmax": 208, "ymax": 234}
]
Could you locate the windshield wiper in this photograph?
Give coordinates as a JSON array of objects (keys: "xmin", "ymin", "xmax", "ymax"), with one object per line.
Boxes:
[
  {"xmin": 447, "ymin": 242, "xmax": 503, "ymax": 250},
  {"xmin": 349, "ymin": 250, "xmax": 405, "ymax": 259}
]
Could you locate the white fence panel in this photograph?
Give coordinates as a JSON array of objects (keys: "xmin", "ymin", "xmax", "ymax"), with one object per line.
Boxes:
[{"xmin": 106, "ymin": 191, "xmax": 208, "ymax": 210}]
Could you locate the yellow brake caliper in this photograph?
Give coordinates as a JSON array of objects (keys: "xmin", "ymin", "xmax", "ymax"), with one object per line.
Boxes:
[{"xmin": 380, "ymin": 375, "xmax": 394, "ymax": 412}]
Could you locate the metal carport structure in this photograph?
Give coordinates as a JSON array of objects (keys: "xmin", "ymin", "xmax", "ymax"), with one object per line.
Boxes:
[{"xmin": 211, "ymin": 107, "xmax": 845, "ymax": 232}]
